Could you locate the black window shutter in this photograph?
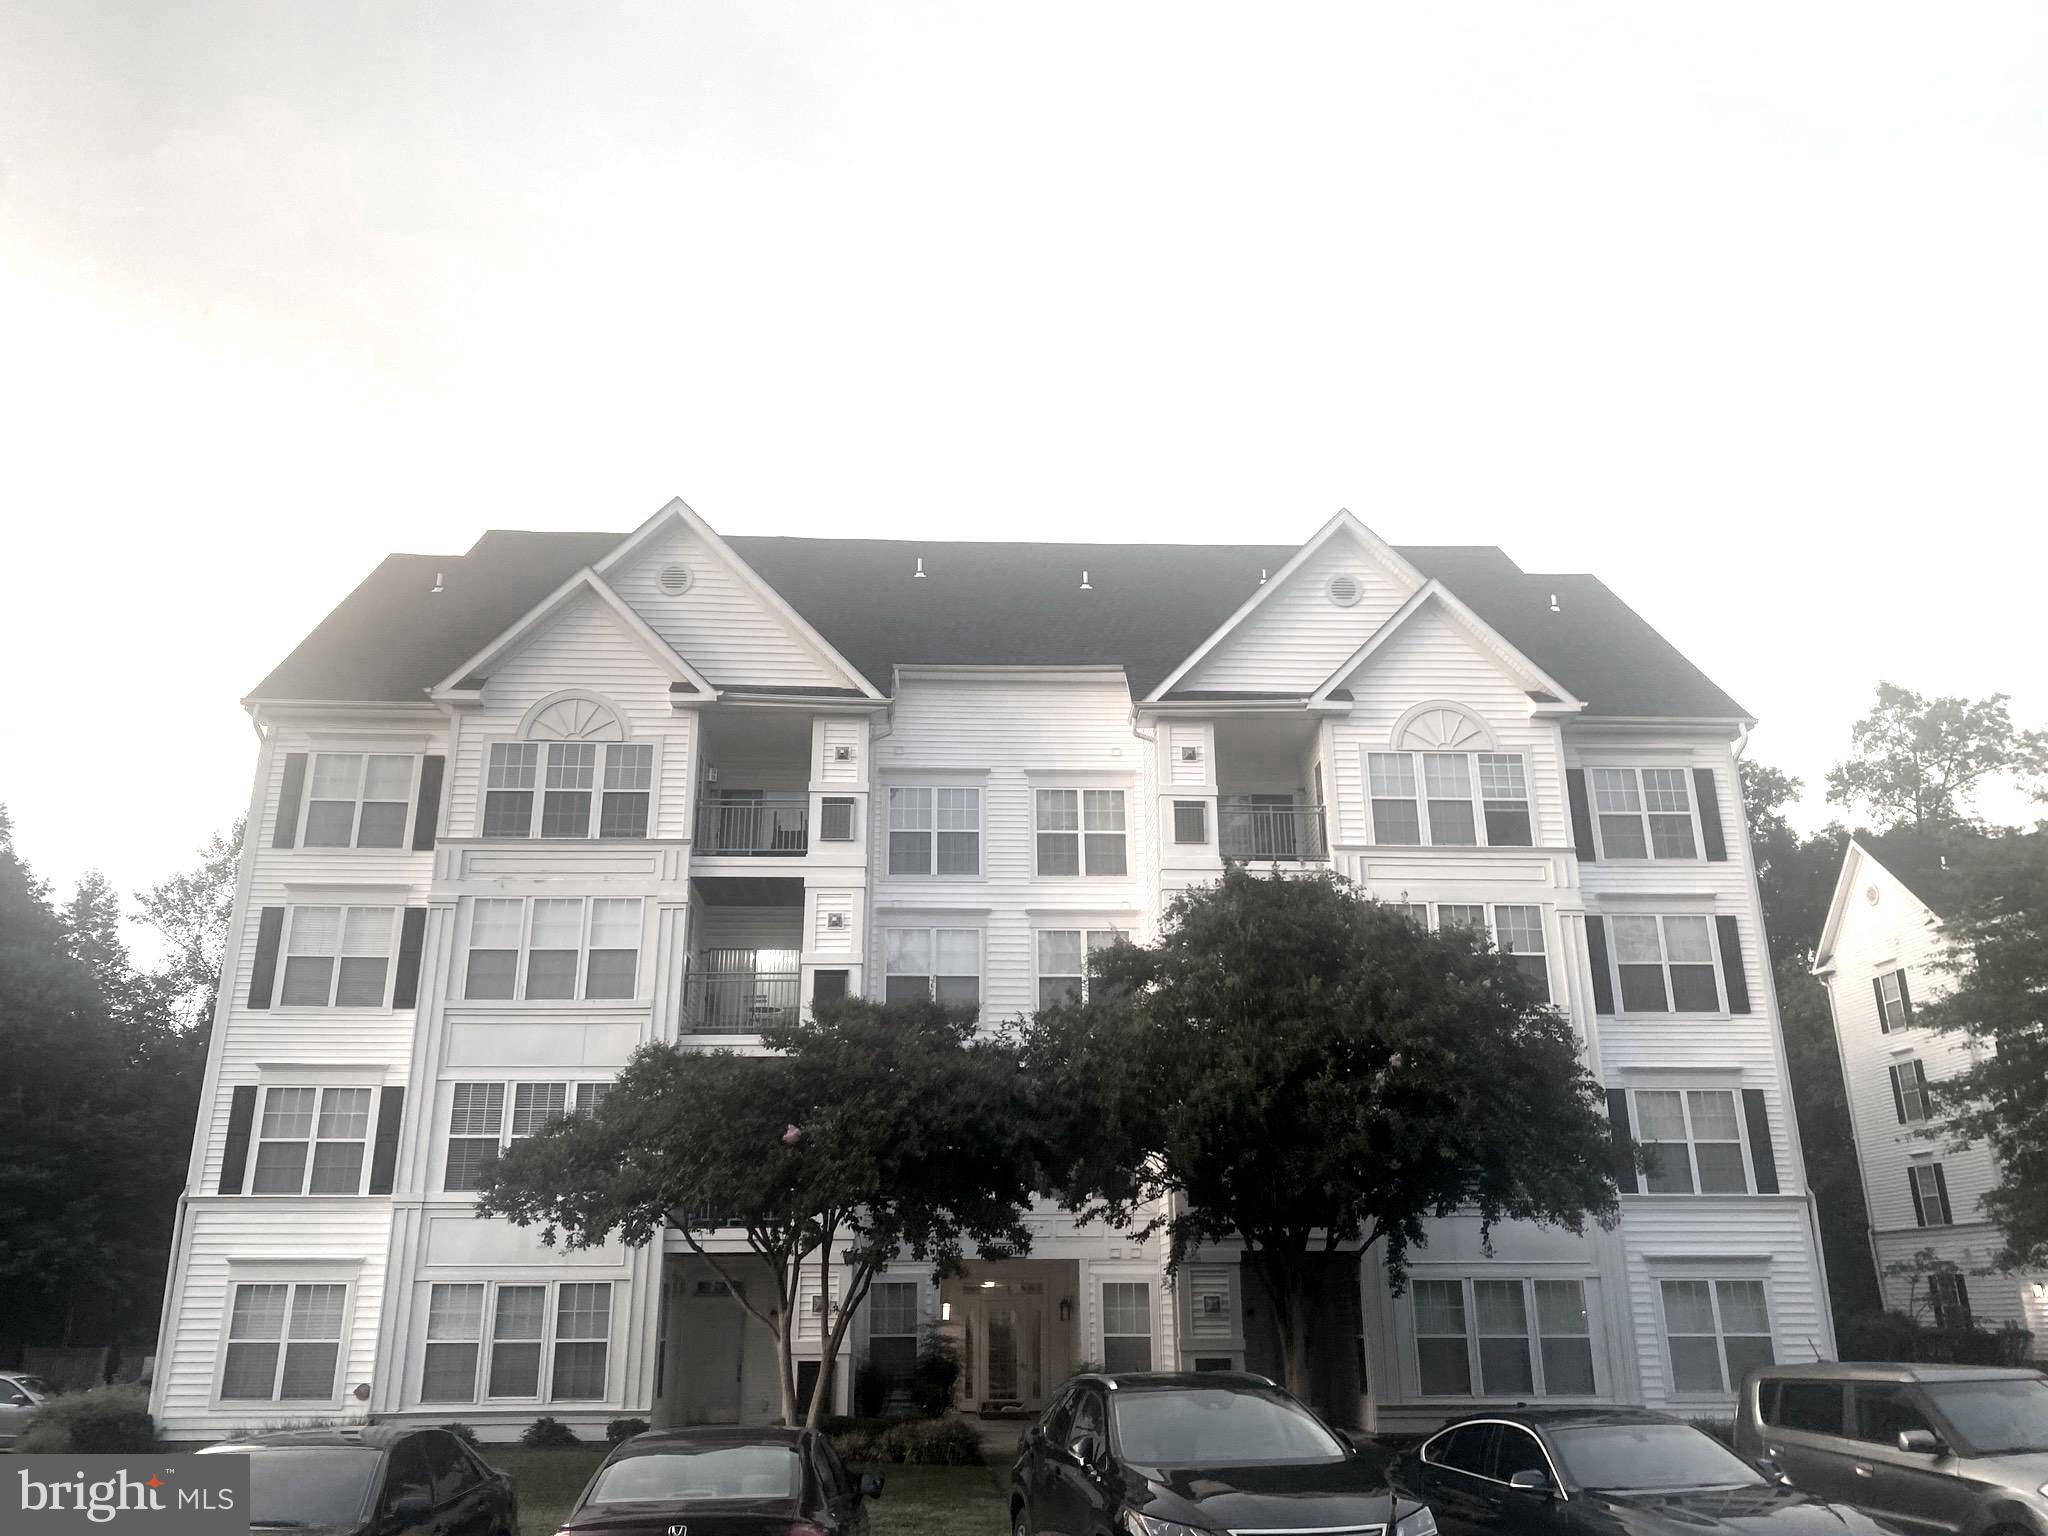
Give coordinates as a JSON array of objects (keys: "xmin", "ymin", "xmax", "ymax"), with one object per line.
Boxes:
[
  {"xmin": 273, "ymin": 752, "xmax": 308, "ymax": 848},
  {"xmin": 1607, "ymin": 1087, "xmax": 1637, "ymax": 1192},
  {"xmin": 219, "ymin": 1085, "xmax": 257, "ymax": 1194},
  {"xmin": 247, "ymin": 907, "xmax": 285, "ymax": 1009},
  {"xmin": 1742, "ymin": 1088, "xmax": 1780, "ymax": 1193},
  {"xmin": 1567, "ymin": 769, "xmax": 1597, "ymax": 861},
  {"xmin": 1889, "ymin": 1064, "xmax": 1908, "ymax": 1124},
  {"xmin": 367, "ymin": 1086, "xmax": 405, "ymax": 1195},
  {"xmin": 392, "ymin": 907, "xmax": 428, "ymax": 1009},
  {"xmin": 1953, "ymin": 1275, "xmax": 1972, "ymax": 1327},
  {"xmin": 1694, "ymin": 768, "xmax": 1728, "ymax": 861},
  {"xmin": 1932, "ymin": 1163, "xmax": 1951, "ymax": 1223},
  {"xmin": 1586, "ymin": 915, "xmax": 1615, "ymax": 1016},
  {"xmin": 1896, "ymin": 969, "xmax": 1914, "ymax": 1026},
  {"xmin": 413, "ymin": 755, "xmax": 445, "ymax": 852},
  {"xmin": 1716, "ymin": 915, "xmax": 1752, "ymax": 1014},
  {"xmin": 1909, "ymin": 1170, "xmax": 1928, "ymax": 1227},
  {"xmin": 1873, "ymin": 975, "xmax": 1890, "ymax": 1033}
]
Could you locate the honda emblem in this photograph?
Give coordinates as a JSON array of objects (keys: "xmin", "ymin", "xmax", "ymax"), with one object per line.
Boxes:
[{"xmin": 667, "ymin": 1526, "xmax": 687, "ymax": 1536}]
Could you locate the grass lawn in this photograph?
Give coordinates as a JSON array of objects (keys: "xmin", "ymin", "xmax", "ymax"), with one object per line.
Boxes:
[{"xmin": 485, "ymin": 1446, "xmax": 1006, "ymax": 1536}]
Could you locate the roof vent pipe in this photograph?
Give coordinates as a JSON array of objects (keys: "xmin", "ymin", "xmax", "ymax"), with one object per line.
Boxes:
[
  {"xmin": 431, "ymin": 571, "xmax": 445, "ymax": 594},
  {"xmin": 1548, "ymin": 592, "xmax": 1560, "ymax": 612},
  {"xmin": 913, "ymin": 557, "xmax": 927, "ymax": 580},
  {"xmin": 1079, "ymin": 570, "xmax": 1093, "ymax": 590},
  {"xmin": 1259, "ymin": 568, "xmax": 1269, "ymax": 585}
]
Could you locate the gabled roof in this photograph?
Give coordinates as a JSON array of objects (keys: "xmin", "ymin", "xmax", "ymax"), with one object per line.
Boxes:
[
  {"xmin": 429, "ymin": 568, "xmax": 715, "ymax": 700},
  {"xmin": 247, "ymin": 518, "xmax": 1750, "ymax": 721},
  {"xmin": 1306, "ymin": 579, "xmax": 1583, "ymax": 710},
  {"xmin": 1812, "ymin": 825, "xmax": 2003, "ymax": 968}
]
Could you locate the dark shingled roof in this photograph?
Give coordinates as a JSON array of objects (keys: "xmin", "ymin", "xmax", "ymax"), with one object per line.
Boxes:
[
  {"xmin": 1853, "ymin": 826, "xmax": 2047, "ymax": 920},
  {"xmin": 248, "ymin": 530, "xmax": 1747, "ymax": 720}
]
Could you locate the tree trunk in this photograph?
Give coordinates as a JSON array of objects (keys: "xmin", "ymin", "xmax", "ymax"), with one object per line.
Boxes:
[{"xmin": 1248, "ymin": 1244, "xmax": 1313, "ymax": 1400}]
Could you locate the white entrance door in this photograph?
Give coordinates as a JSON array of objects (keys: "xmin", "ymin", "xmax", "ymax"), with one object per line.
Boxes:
[{"xmin": 967, "ymin": 1286, "xmax": 1046, "ymax": 1411}]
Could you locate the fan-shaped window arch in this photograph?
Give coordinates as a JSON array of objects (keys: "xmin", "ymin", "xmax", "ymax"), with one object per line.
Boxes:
[
  {"xmin": 518, "ymin": 691, "xmax": 629, "ymax": 743},
  {"xmin": 1391, "ymin": 700, "xmax": 1497, "ymax": 754}
]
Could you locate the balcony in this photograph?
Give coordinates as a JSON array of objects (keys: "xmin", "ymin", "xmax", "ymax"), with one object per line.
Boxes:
[
  {"xmin": 1219, "ymin": 798, "xmax": 1328, "ymax": 862},
  {"xmin": 695, "ymin": 796, "xmax": 809, "ymax": 857},
  {"xmin": 684, "ymin": 964, "xmax": 801, "ymax": 1035}
]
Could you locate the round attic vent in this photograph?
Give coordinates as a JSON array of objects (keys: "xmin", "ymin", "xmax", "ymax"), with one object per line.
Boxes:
[
  {"xmin": 1326, "ymin": 574, "xmax": 1363, "ymax": 608},
  {"xmin": 657, "ymin": 563, "xmax": 693, "ymax": 596},
  {"xmin": 1866, "ymin": 884, "xmax": 1881, "ymax": 906}
]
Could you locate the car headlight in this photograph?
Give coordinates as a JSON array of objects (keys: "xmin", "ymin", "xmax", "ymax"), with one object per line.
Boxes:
[
  {"xmin": 2037, "ymin": 1480, "xmax": 2048, "ymax": 1500},
  {"xmin": 1395, "ymin": 1506, "xmax": 1440, "ymax": 1536},
  {"xmin": 1121, "ymin": 1511, "xmax": 1207, "ymax": 1536}
]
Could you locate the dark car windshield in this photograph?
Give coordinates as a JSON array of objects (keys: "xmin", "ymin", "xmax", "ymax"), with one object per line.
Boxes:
[
  {"xmin": 1923, "ymin": 1377, "xmax": 2048, "ymax": 1455},
  {"xmin": 588, "ymin": 1446, "xmax": 800, "ymax": 1503},
  {"xmin": 1112, "ymin": 1388, "xmax": 1347, "ymax": 1467},
  {"xmin": 1548, "ymin": 1424, "xmax": 1767, "ymax": 1492},
  {"xmin": 11, "ymin": 1376, "xmax": 55, "ymax": 1397},
  {"xmin": 212, "ymin": 1446, "xmax": 383, "ymax": 1528}
]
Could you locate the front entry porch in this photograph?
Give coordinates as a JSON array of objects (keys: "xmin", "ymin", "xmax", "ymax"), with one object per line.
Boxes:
[
  {"xmin": 652, "ymin": 1252, "xmax": 785, "ymax": 1427},
  {"xmin": 939, "ymin": 1259, "xmax": 1079, "ymax": 1419}
]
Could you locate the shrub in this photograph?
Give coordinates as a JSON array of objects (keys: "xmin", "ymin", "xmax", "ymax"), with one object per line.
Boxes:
[
  {"xmin": 17, "ymin": 1386, "xmax": 157, "ymax": 1453},
  {"xmin": 606, "ymin": 1417, "xmax": 650, "ymax": 1446},
  {"xmin": 906, "ymin": 1341, "xmax": 962, "ymax": 1419},
  {"xmin": 439, "ymin": 1422, "xmax": 481, "ymax": 1447},
  {"xmin": 852, "ymin": 1362, "xmax": 890, "ymax": 1420},
  {"xmin": 890, "ymin": 1417, "xmax": 982, "ymax": 1465},
  {"xmin": 1838, "ymin": 1309, "xmax": 2036, "ymax": 1367},
  {"xmin": 521, "ymin": 1416, "xmax": 581, "ymax": 1448}
]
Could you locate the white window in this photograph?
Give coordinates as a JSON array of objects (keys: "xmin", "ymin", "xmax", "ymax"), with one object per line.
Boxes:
[
  {"xmin": 1367, "ymin": 753, "xmax": 1421, "ymax": 845},
  {"xmin": 277, "ymin": 906, "xmax": 396, "ymax": 1008},
  {"xmin": 1492, "ymin": 905, "xmax": 1549, "ymax": 1001},
  {"xmin": 887, "ymin": 787, "xmax": 981, "ymax": 875},
  {"xmin": 1478, "ymin": 754, "xmax": 1533, "ymax": 846},
  {"xmin": 867, "ymin": 1281, "xmax": 920, "ymax": 1384},
  {"xmin": 1413, "ymin": 1278, "xmax": 1596, "ymax": 1397},
  {"xmin": 1036, "ymin": 929, "xmax": 1126, "ymax": 1008},
  {"xmin": 552, "ymin": 1282, "xmax": 612, "ymax": 1400},
  {"xmin": 462, "ymin": 897, "xmax": 643, "ymax": 1001},
  {"xmin": 1036, "ymin": 789, "xmax": 1129, "ymax": 877},
  {"xmin": 1423, "ymin": 753, "xmax": 1478, "ymax": 846},
  {"xmin": 248, "ymin": 1086, "xmax": 375, "ymax": 1196},
  {"xmin": 220, "ymin": 1281, "xmax": 347, "ymax": 1401},
  {"xmin": 483, "ymin": 741, "xmax": 652, "ymax": 839},
  {"xmin": 419, "ymin": 1280, "xmax": 592, "ymax": 1403},
  {"xmin": 443, "ymin": 1081, "xmax": 610, "ymax": 1191},
  {"xmin": 1877, "ymin": 969, "xmax": 1913, "ymax": 1032},
  {"xmin": 1589, "ymin": 767, "xmax": 1698, "ymax": 860},
  {"xmin": 1632, "ymin": 1089, "xmax": 1749, "ymax": 1194},
  {"xmin": 1891, "ymin": 1060, "xmax": 1933, "ymax": 1123},
  {"xmin": 1609, "ymin": 915, "xmax": 1721, "ymax": 1013},
  {"xmin": 881, "ymin": 928, "xmax": 981, "ymax": 1014},
  {"xmin": 1371, "ymin": 751, "xmax": 1535, "ymax": 849},
  {"xmin": 1660, "ymin": 1279, "xmax": 1773, "ymax": 1396},
  {"xmin": 1101, "ymin": 1282, "xmax": 1153, "ymax": 1372},
  {"xmin": 302, "ymin": 753, "xmax": 416, "ymax": 848},
  {"xmin": 1911, "ymin": 1163, "xmax": 1953, "ymax": 1227}
]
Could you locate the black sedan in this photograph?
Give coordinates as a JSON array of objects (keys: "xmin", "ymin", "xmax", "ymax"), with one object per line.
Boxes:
[
  {"xmin": 197, "ymin": 1425, "xmax": 517, "ymax": 1536},
  {"xmin": 1389, "ymin": 1408, "xmax": 1900, "ymax": 1536},
  {"xmin": 1012, "ymin": 1371, "xmax": 1437, "ymax": 1536},
  {"xmin": 556, "ymin": 1424, "xmax": 881, "ymax": 1536}
]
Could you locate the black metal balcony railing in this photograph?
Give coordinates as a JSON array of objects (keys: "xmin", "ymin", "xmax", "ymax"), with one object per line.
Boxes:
[
  {"xmin": 1218, "ymin": 799, "xmax": 1329, "ymax": 861},
  {"xmin": 695, "ymin": 796, "xmax": 809, "ymax": 856},
  {"xmin": 684, "ymin": 970, "xmax": 801, "ymax": 1034}
]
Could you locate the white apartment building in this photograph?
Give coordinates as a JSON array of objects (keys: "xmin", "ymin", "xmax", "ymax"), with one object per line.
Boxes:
[
  {"xmin": 151, "ymin": 498, "xmax": 1834, "ymax": 1441},
  {"xmin": 1813, "ymin": 833, "xmax": 2048, "ymax": 1338}
]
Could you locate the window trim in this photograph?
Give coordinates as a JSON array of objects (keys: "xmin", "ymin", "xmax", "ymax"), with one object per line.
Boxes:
[
  {"xmin": 884, "ymin": 785, "xmax": 983, "ymax": 877},
  {"xmin": 1410, "ymin": 1276, "xmax": 1600, "ymax": 1401},
  {"xmin": 245, "ymin": 1084, "xmax": 379, "ymax": 1197},
  {"xmin": 1891, "ymin": 1059, "xmax": 1933, "ymax": 1124},
  {"xmin": 460, "ymin": 896, "xmax": 645, "ymax": 1003},
  {"xmin": 1363, "ymin": 748, "xmax": 1537, "ymax": 849},
  {"xmin": 1034, "ymin": 927, "xmax": 1127, "ymax": 1009},
  {"xmin": 1584, "ymin": 765, "xmax": 1703, "ymax": 862},
  {"xmin": 1601, "ymin": 912, "xmax": 1726, "ymax": 1017},
  {"xmin": 1910, "ymin": 1162, "xmax": 1954, "ymax": 1227},
  {"xmin": 273, "ymin": 905, "xmax": 401, "ymax": 1010},
  {"xmin": 217, "ymin": 1279, "xmax": 351, "ymax": 1405},
  {"xmin": 879, "ymin": 926, "xmax": 983, "ymax": 1014},
  {"xmin": 482, "ymin": 739, "xmax": 656, "ymax": 841},
  {"xmin": 1099, "ymin": 1279, "xmax": 1155, "ymax": 1374},
  {"xmin": 442, "ymin": 1081, "xmax": 612, "ymax": 1192},
  {"xmin": 1625, "ymin": 1086, "xmax": 1755, "ymax": 1195},
  {"xmin": 1877, "ymin": 969, "xmax": 1913, "ymax": 1033},
  {"xmin": 1655, "ymin": 1276, "xmax": 1774, "ymax": 1400},
  {"xmin": 298, "ymin": 751, "xmax": 421, "ymax": 850},
  {"xmin": 417, "ymin": 1278, "xmax": 610, "ymax": 1405},
  {"xmin": 1034, "ymin": 786, "xmax": 1131, "ymax": 878}
]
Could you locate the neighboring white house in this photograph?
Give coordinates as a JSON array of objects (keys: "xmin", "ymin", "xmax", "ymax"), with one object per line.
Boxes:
[
  {"xmin": 1812, "ymin": 834, "xmax": 2048, "ymax": 1339},
  {"xmin": 150, "ymin": 497, "xmax": 1834, "ymax": 1441}
]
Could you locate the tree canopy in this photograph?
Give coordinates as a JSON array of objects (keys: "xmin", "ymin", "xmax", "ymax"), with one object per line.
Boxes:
[
  {"xmin": 1017, "ymin": 866, "xmax": 1621, "ymax": 1396},
  {"xmin": 1825, "ymin": 681, "xmax": 2047, "ymax": 831}
]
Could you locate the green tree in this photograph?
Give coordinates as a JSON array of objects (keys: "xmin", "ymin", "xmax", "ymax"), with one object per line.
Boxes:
[
  {"xmin": 1019, "ymin": 867, "xmax": 1622, "ymax": 1399},
  {"xmin": 135, "ymin": 819, "xmax": 244, "ymax": 1030},
  {"xmin": 478, "ymin": 997, "xmax": 1036, "ymax": 1426},
  {"xmin": 1825, "ymin": 682, "xmax": 2048, "ymax": 831},
  {"xmin": 1924, "ymin": 833, "xmax": 2048, "ymax": 1269}
]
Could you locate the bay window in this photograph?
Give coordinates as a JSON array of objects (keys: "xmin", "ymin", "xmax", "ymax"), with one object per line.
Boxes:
[
  {"xmin": 1368, "ymin": 750, "xmax": 1535, "ymax": 848},
  {"xmin": 462, "ymin": 897, "xmax": 643, "ymax": 1001},
  {"xmin": 484, "ymin": 741, "xmax": 652, "ymax": 839}
]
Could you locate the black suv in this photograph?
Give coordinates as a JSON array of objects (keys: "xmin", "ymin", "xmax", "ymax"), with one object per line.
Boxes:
[
  {"xmin": 1011, "ymin": 1370, "xmax": 1437, "ymax": 1536},
  {"xmin": 198, "ymin": 1425, "xmax": 517, "ymax": 1536}
]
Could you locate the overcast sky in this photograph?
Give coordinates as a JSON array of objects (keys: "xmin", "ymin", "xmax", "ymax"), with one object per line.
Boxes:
[{"xmin": 3, "ymin": 2, "xmax": 2043, "ymax": 935}]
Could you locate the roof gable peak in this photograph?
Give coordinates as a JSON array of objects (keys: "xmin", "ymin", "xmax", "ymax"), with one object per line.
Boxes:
[
  {"xmin": 429, "ymin": 568, "xmax": 716, "ymax": 701},
  {"xmin": 1308, "ymin": 579, "xmax": 1584, "ymax": 709}
]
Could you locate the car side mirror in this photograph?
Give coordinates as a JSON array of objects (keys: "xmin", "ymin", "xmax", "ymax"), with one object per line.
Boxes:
[
  {"xmin": 1896, "ymin": 1429, "xmax": 1945, "ymax": 1456},
  {"xmin": 1071, "ymin": 1432, "xmax": 1105, "ymax": 1469},
  {"xmin": 859, "ymin": 1472, "xmax": 884, "ymax": 1500},
  {"xmin": 386, "ymin": 1493, "xmax": 433, "ymax": 1529},
  {"xmin": 1754, "ymin": 1456, "xmax": 1790, "ymax": 1485},
  {"xmin": 1508, "ymin": 1469, "xmax": 1552, "ymax": 1495},
  {"xmin": 8, "ymin": 1394, "xmax": 30, "ymax": 1407}
]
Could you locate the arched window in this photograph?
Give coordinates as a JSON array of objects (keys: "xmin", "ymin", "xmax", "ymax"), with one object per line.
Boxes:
[
  {"xmin": 485, "ymin": 692, "xmax": 651, "ymax": 839},
  {"xmin": 1391, "ymin": 701, "xmax": 1497, "ymax": 754}
]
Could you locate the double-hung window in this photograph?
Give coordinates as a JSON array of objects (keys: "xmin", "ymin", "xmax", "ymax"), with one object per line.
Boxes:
[
  {"xmin": 443, "ymin": 1081, "xmax": 609, "ymax": 1191},
  {"xmin": 1589, "ymin": 767, "xmax": 1697, "ymax": 859},
  {"xmin": 1891, "ymin": 1060, "xmax": 1933, "ymax": 1123},
  {"xmin": 249, "ymin": 1086, "xmax": 375, "ymax": 1195},
  {"xmin": 462, "ymin": 897, "xmax": 643, "ymax": 1001},
  {"xmin": 278, "ymin": 907, "xmax": 396, "ymax": 1007},
  {"xmin": 1910, "ymin": 1163, "xmax": 1953, "ymax": 1227},
  {"xmin": 1413, "ymin": 1277, "xmax": 1596, "ymax": 1397},
  {"xmin": 221, "ymin": 1282, "xmax": 347, "ymax": 1401},
  {"xmin": 1478, "ymin": 754, "xmax": 1533, "ymax": 845},
  {"xmin": 1660, "ymin": 1279, "xmax": 1773, "ymax": 1395},
  {"xmin": 1609, "ymin": 915, "xmax": 1721, "ymax": 1013},
  {"xmin": 881, "ymin": 928, "xmax": 980, "ymax": 1013},
  {"xmin": 1036, "ymin": 928, "xmax": 1126, "ymax": 1008},
  {"xmin": 1036, "ymin": 789, "xmax": 1129, "ymax": 876},
  {"xmin": 421, "ymin": 1283, "xmax": 487, "ymax": 1402},
  {"xmin": 303, "ymin": 753, "xmax": 416, "ymax": 848},
  {"xmin": 887, "ymin": 787, "xmax": 980, "ymax": 875},
  {"xmin": 1632, "ymin": 1089, "xmax": 1749, "ymax": 1193},
  {"xmin": 1369, "ymin": 751, "xmax": 1535, "ymax": 848},
  {"xmin": 1423, "ymin": 754, "xmax": 1478, "ymax": 845},
  {"xmin": 1101, "ymin": 1283, "xmax": 1153, "ymax": 1372},
  {"xmin": 1397, "ymin": 903, "xmax": 1550, "ymax": 1002},
  {"xmin": 867, "ymin": 1282, "xmax": 920, "ymax": 1385},
  {"xmin": 484, "ymin": 742, "xmax": 653, "ymax": 839},
  {"xmin": 420, "ymin": 1280, "xmax": 601, "ymax": 1403},
  {"xmin": 1875, "ymin": 969, "xmax": 1913, "ymax": 1032},
  {"xmin": 551, "ymin": 1283, "xmax": 612, "ymax": 1399},
  {"xmin": 1367, "ymin": 754, "xmax": 1422, "ymax": 845}
]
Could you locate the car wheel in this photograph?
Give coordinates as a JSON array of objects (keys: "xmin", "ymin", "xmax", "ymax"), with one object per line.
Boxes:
[{"xmin": 1013, "ymin": 1504, "xmax": 1030, "ymax": 1536}]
